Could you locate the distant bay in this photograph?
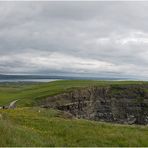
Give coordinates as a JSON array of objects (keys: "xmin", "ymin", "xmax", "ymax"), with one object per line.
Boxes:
[
  {"xmin": 0, "ymin": 74, "xmax": 131, "ymax": 82},
  {"xmin": 0, "ymin": 79, "xmax": 60, "ymax": 83},
  {"xmin": 0, "ymin": 75, "xmax": 64, "ymax": 83}
]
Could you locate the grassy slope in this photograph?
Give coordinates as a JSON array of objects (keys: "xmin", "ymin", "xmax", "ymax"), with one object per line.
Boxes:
[
  {"xmin": 0, "ymin": 107, "xmax": 148, "ymax": 147},
  {"xmin": 0, "ymin": 80, "xmax": 148, "ymax": 107},
  {"xmin": 0, "ymin": 80, "xmax": 148, "ymax": 146}
]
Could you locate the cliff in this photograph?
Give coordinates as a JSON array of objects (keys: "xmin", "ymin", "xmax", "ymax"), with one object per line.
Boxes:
[{"xmin": 41, "ymin": 84, "xmax": 148, "ymax": 125}]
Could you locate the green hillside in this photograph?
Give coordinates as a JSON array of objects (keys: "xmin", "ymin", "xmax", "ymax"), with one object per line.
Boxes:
[
  {"xmin": 0, "ymin": 80, "xmax": 148, "ymax": 146},
  {"xmin": 0, "ymin": 107, "xmax": 148, "ymax": 147},
  {"xmin": 0, "ymin": 80, "xmax": 147, "ymax": 107}
]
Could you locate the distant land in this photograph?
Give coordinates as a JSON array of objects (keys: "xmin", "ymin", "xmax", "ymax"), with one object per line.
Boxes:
[{"xmin": 0, "ymin": 74, "xmax": 132, "ymax": 82}]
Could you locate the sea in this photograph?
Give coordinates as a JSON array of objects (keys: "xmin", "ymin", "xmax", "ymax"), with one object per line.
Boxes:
[
  {"xmin": 0, "ymin": 75, "xmax": 66, "ymax": 83},
  {"xmin": 0, "ymin": 74, "xmax": 132, "ymax": 83},
  {"xmin": 0, "ymin": 79, "xmax": 60, "ymax": 83}
]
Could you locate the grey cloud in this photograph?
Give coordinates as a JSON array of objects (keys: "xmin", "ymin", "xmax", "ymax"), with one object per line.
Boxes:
[{"xmin": 0, "ymin": 1, "xmax": 148, "ymax": 79}]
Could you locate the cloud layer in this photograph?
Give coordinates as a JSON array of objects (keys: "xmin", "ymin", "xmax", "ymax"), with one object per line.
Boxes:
[{"xmin": 1, "ymin": 1, "xmax": 148, "ymax": 79}]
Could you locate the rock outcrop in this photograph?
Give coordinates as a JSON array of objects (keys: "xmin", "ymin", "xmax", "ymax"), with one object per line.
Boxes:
[
  {"xmin": 0, "ymin": 100, "xmax": 18, "ymax": 109},
  {"xmin": 41, "ymin": 85, "xmax": 148, "ymax": 125}
]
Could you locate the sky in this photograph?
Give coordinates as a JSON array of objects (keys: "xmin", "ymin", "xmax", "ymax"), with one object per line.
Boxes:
[{"xmin": 0, "ymin": 1, "xmax": 148, "ymax": 79}]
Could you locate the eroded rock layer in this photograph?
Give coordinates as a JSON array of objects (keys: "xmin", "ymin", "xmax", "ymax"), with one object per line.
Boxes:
[{"xmin": 41, "ymin": 85, "xmax": 148, "ymax": 124}]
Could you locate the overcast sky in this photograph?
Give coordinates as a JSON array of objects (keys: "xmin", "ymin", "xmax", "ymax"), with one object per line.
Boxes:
[{"xmin": 1, "ymin": 1, "xmax": 148, "ymax": 79}]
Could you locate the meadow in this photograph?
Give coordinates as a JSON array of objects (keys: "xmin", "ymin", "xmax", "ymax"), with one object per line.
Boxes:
[
  {"xmin": 0, "ymin": 80, "xmax": 147, "ymax": 107},
  {"xmin": 0, "ymin": 80, "xmax": 148, "ymax": 146},
  {"xmin": 0, "ymin": 107, "xmax": 148, "ymax": 147}
]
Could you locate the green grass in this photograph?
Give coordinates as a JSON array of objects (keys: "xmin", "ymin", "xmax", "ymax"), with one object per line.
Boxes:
[
  {"xmin": 0, "ymin": 80, "xmax": 148, "ymax": 107},
  {"xmin": 0, "ymin": 80, "xmax": 148, "ymax": 146},
  {"xmin": 0, "ymin": 107, "xmax": 147, "ymax": 147}
]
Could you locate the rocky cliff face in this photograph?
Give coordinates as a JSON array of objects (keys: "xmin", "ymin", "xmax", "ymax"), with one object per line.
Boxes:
[{"xmin": 41, "ymin": 85, "xmax": 148, "ymax": 125}]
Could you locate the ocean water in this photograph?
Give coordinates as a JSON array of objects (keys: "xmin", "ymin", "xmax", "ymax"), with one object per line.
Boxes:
[{"xmin": 0, "ymin": 79, "xmax": 60, "ymax": 83}]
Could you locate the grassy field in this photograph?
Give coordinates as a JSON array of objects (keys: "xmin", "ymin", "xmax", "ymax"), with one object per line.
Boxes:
[
  {"xmin": 0, "ymin": 107, "xmax": 148, "ymax": 147},
  {"xmin": 0, "ymin": 80, "xmax": 148, "ymax": 146},
  {"xmin": 0, "ymin": 80, "xmax": 148, "ymax": 107}
]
